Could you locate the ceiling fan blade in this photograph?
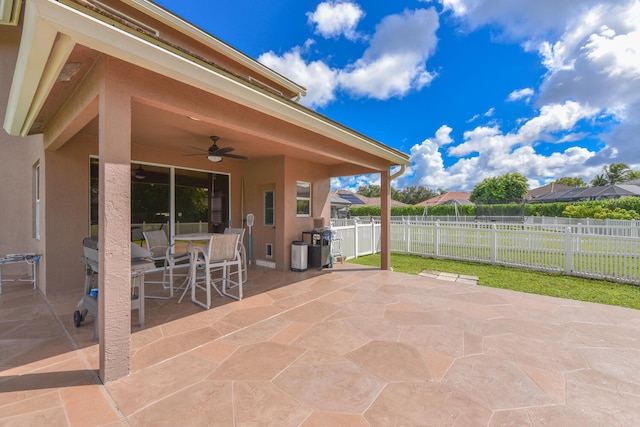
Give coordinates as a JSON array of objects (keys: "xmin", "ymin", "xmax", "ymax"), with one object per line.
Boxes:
[
  {"xmin": 221, "ymin": 153, "xmax": 249, "ymax": 160},
  {"xmin": 184, "ymin": 153, "xmax": 206, "ymax": 157},
  {"xmin": 211, "ymin": 146, "xmax": 235, "ymax": 155}
]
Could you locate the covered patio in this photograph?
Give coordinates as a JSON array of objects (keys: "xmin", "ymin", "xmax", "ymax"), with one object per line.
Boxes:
[
  {"xmin": 2, "ymin": 0, "xmax": 409, "ymax": 381},
  {"xmin": 2, "ymin": 264, "xmax": 640, "ymax": 426}
]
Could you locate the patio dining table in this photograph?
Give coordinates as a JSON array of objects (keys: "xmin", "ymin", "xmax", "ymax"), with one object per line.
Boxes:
[{"xmin": 173, "ymin": 233, "xmax": 215, "ymax": 308}]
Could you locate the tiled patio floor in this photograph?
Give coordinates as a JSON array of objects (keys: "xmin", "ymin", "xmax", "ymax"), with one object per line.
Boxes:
[{"xmin": 2, "ymin": 263, "xmax": 640, "ymax": 426}]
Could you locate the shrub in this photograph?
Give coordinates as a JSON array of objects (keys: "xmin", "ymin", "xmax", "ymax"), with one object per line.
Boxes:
[{"xmin": 347, "ymin": 196, "xmax": 640, "ymax": 220}]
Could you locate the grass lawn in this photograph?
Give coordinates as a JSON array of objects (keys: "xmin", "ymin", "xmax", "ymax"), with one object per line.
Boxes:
[{"xmin": 349, "ymin": 253, "xmax": 640, "ymax": 310}]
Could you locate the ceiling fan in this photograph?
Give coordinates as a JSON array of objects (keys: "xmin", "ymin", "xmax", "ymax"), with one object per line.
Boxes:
[{"xmin": 186, "ymin": 136, "xmax": 249, "ymax": 162}]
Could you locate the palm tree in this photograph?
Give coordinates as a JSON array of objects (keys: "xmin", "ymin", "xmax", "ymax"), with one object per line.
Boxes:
[
  {"xmin": 603, "ymin": 163, "xmax": 632, "ymax": 184},
  {"xmin": 590, "ymin": 174, "xmax": 608, "ymax": 186}
]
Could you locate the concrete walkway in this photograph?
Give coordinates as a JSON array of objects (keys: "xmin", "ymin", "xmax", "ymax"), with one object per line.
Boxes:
[{"xmin": 2, "ymin": 264, "xmax": 640, "ymax": 426}]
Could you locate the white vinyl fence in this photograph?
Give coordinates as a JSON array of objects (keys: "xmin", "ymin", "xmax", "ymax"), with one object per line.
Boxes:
[{"xmin": 330, "ymin": 217, "xmax": 640, "ymax": 285}]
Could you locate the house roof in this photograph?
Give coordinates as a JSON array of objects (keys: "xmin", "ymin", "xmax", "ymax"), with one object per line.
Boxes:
[
  {"xmin": 4, "ymin": 0, "xmax": 410, "ymax": 172},
  {"xmin": 415, "ymin": 191, "xmax": 471, "ymax": 207},
  {"xmin": 527, "ymin": 183, "xmax": 574, "ymax": 200},
  {"xmin": 332, "ymin": 190, "xmax": 408, "ymax": 207},
  {"xmin": 531, "ymin": 184, "xmax": 640, "ymax": 202},
  {"xmin": 330, "ymin": 195, "xmax": 352, "ymax": 206},
  {"xmin": 333, "ymin": 190, "xmax": 366, "ymax": 205}
]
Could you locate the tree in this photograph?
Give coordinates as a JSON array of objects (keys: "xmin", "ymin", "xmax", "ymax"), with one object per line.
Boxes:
[
  {"xmin": 555, "ymin": 177, "xmax": 586, "ymax": 187},
  {"xmin": 590, "ymin": 174, "xmax": 608, "ymax": 186},
  {"xmin": 604, "ymin": 163, "xmax": 633, "ymax": 184},
  {"xmin": 399, "ymin": 186, "xmax": 439, "ymax": 205},
  {"xmin": 357, "ymin": 184, "xmax": 381, "ymax": 198},
  {"xmin": 591, "ymin": 163, "xmax": 633, "ymax": 186},
  {"xmin": 357, "ymin": 184, "xmax": 439, "ymax": 205},
  {"xmin": 470, "ymin": 172, "xmax": 529, "ymax": 203}
]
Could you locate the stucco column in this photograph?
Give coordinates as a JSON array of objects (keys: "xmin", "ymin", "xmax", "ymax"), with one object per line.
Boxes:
[
  {"xmin": 380, "ymin": 169, "xmax": 391, "ymax": 270},
  {"xmin": 98, "ymin": 60, "xmax": 132, "ymax": 382}
]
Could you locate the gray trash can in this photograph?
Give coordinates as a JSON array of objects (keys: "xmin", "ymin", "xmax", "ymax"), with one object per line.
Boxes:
[{"xmin": 291, "ymin": 240, "xmax": 308, "ymax": 271}]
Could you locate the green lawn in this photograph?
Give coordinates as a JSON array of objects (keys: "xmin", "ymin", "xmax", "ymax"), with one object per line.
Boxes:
[{"xmin": 349, "ymin": 253, "xmax": 640, "ymax": 310}]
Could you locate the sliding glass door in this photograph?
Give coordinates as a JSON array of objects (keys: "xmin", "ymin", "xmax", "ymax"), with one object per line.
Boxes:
[{"xmin": 89, "ymin": 158, "xmax": 230, "ymax": 239}]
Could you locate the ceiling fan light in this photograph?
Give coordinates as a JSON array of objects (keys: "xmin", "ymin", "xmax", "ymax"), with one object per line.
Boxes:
[
  {"xmin": 208, "ymin": 155, "xmax": 223, "ymax": 163},
  {"xmin": 134, "ymin": 165, "xmax": 146, "ymax": 179}
]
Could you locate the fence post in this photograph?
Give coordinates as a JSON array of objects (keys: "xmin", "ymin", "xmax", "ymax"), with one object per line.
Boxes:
[
  {"xmin": 434, "ymin": 221, "xmax": 440, "ymax": 257},
  {"xmin": 564, "ymin": 226, "xmax": 573, "ymax": 274},
  {"xmin": 371, "ymin": 220, "xmax": 376, "ymax": 254},
  {"xmin": 353, "ymin": 220, "xmax": 359, "ymax": 259},
  {"xmin": 576, "ymin": 223, "xmax": 582, "ymax": 250},
  {"xmin": 490, "ymin": 224, "xmax": 497, "ymax": 264},
  {"xmin": 404, "ymin": 218, "xmax": 410, "ymax": 254}
]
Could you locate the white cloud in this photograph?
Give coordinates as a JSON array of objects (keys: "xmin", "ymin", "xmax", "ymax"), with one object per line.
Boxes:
[
  {"xmin": 507, "ymin": 88, "xmax": 534, "ymax": 102},
  {"xmin": 418, "ymin": 0, "xmax": 640, "ymax": 186},
  {"xmin": 260, "ymin": 8, "xmax": 439, "ymax": 105},
  {"xmin": 515, "ymin": 101, "xmax": 599, "ymax": 143},
  {"xmin": 448, "ymin": 101, "xmax": 598, "ymax": 159},
  {"xmin": 307, "ymin": 1, "xmax": 364, "ymax": 41},
  {"xmin": 435, "ymin": 0, "xmax": 612, "ymax": 40},
  {"xmin": 339, "ymin": 53, "xmax": 436, "ymax": 99},
  {"xmin": 339, "ymin": 8, "xmax": 439, "ymax": 99},
  {"xmin": 535, "ymin": 0, "xmax": 640, "ymax": 165},
  {"xmin": 399, "ymin": 101, "xmax": 602, "ymax": 191},
  {"xmin": 259, "ymin": 47, "xmax": 339, "ymax": 108}
]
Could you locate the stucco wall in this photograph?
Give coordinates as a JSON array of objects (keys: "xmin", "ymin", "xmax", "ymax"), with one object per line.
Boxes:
[
  {"xmin": 0, "ymin": 23, "xmax": 46, "ymax": 288},
  {"xmin": 237, "ymin": 155, "xmax": 330, "ymax": 270},
  {"xmin": 283, "ymin": 156, "xmax": 331, "ymax": 270},
  {"xmin": 44, "ymin": 135, "xmax": 95, "ymax": 294}
]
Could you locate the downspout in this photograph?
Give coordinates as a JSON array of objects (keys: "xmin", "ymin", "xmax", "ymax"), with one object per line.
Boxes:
[{"xmin": 390, "ymin": 164, "xmax": 406, "ymax": 181}]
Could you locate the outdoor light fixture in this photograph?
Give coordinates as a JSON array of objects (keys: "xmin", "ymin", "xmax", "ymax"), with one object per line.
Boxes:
[{"xmin": 134, "ymin": 165, "xmax": 146, "ymax": 179}]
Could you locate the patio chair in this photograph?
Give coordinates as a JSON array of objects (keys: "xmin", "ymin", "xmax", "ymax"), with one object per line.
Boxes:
[
  {"xmin": 77, "ymin": 239, "xmax": 151, "ymax": 340},
  {"xmin": 191, "ymin": 233, "xmax": 242, "ymax": 309},
  {"xmin": 331, "ymin": 232, "xmax": 344, "ymax": 264},
  {"xmin": 143, "ymin": 229, "xmax": 191, "ymax": 299},
  {"xmin": 223, "ymin": 227, "xmax": 248, "ymax": 284}
]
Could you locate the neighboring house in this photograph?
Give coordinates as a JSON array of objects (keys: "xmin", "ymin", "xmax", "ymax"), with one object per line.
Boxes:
[
  {"xmin": 331, "ymin": 190, "xmax": 407, "ymax": 218},
  {"xmin": 530, "ymin": 184, "xmax": 640, "ymax": 203},
  {"xmin": 330, "ymin": 194, "xmax": 352, "ymax": 219},
  {"xmin": 527, "ymin": 183, "xmax": 573, "ymax": 200},
  {"xmin": 0, "ymin": 0, "xmax": 410, "ymax": 381},
  {"xmin": 415, "ymin": 191, "xmax": 471, "ymax": 207}
]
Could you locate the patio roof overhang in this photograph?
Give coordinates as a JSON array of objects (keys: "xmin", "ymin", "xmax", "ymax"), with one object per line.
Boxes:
[{"xmin": 4, "ymin": 0, "xmax": 411, "ymax": 173}]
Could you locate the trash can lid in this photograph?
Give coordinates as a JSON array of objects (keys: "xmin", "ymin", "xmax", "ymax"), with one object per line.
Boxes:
[{"xmin": 292, "ymin": 240, "xmax": 307, "ymax": 245}]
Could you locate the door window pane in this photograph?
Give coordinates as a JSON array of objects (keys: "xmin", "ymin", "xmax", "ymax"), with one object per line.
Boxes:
[{"xmin": 264, "ymin": 190, "xmax": 274, "ymax": 226}]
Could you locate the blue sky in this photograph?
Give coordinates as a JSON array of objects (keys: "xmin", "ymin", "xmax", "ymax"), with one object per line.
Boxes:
[{"xmin": 153, "ymin": 0, "xmax": 640, "ymax": 192}]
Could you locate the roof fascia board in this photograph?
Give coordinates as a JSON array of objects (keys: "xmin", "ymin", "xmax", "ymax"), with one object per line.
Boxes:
[
  {"xmin": 3, "ymin": 0, "xmax": 58, "ymax": 135},
  {"xmin": 120, "ymin": 0, "xmax": 306, "ymax": 97},
  {"xmin": 13, "ymin": 0, "xmax": 409, "ymax": 166}
]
